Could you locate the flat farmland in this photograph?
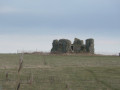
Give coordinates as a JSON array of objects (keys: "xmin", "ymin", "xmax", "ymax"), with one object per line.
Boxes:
[{"xmin": 0, "ymin": 54, "xmax": 120, "ymax": 90}]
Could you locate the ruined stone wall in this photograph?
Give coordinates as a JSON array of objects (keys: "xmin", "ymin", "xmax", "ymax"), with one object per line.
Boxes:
[
  {"xmin": 73, "ymin": 38, "xmax": 84, "ymax": 53},
  {"xmin": 51, "ymin": 39, "xmax": 72, "ymax": 53},
  {"xmin": 51, "ymin": 40, "xmax": 59, "ymax": 53},
  {"xmin": 86, "ymin": 39, "xmax": 94, "ymax": 54},
  {"xmin": 51, "ymin": 38, "xmax": 94, "ymax": 54}
]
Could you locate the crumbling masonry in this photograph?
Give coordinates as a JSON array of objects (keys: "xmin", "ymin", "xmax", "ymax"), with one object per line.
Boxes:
[{"xmin": 51, "ymin": 38, "xmax": 94, "ymax": 54}]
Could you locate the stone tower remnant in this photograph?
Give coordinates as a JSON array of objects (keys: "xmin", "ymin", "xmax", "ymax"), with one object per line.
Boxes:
[
  {"xmin": 73, "ymin": 38, "xmax": 84, "ymax": 53},
  {"xmin": 86, "ymin": 39, "xmax": 94, "ymax": 54},
  {"xmin": 51, "ymin": 39, "xmax": 72, "ymax": 53},
  {"xmin": 51, "ymin": 38, "xmax": 95, "ymax": 54}
]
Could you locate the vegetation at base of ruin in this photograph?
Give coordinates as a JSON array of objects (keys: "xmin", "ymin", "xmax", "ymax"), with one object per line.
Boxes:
[{"xmin": 0, "ymin": 54, "xmax": 120, "ymax": 90}]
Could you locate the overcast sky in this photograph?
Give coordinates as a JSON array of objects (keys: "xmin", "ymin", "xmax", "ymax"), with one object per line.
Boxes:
[{"xmin": 0, "ymin": 0, "xmax": 120, "ymax": 54}]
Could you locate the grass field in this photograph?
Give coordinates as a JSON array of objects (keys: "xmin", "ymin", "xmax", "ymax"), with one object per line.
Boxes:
[{"xmin": 0, "ymin": 54, "xmax": 120, "ymax": 90}]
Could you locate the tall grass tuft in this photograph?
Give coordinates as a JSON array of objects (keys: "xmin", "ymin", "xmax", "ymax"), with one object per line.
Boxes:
[
  {"xmin": 28, "ymin": 72, "xmax": 33, "ymax": 85},
  {"xmin": 65, "ymin": 82, "xmax": 71, "ymax": 90},
  {"xmin": 43, "ymin": 55, "xmax": 47, "ymax": 65},
  {"xmin": 18, "ymin": 53, "xmax": 23, "ymax": 73},
  {"xmin": 17, "ymin": 82, "xmax": 21, "ymax": 90},
  {"xmin": 5, "ymin": 72, "xmax": 8, "ymax": 81},
  {"xmin": 17, "ymin": 53, "xmax": 24, "ymax": 90}
]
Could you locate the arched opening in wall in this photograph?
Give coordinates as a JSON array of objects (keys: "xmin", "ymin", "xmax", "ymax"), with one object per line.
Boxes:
[{"xmin": 71, "ymin": 45, "xmax": 74, "ymax": 51}]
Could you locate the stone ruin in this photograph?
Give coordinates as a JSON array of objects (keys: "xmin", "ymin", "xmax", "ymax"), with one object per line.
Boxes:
[{"xmin": 51, "ymin": 38, "xmax": 94, "ymax": 54}]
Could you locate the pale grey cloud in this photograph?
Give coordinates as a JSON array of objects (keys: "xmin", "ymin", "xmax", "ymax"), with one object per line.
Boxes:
[
  {"xmin": 0, "ymin": 0, "xmax": 120, "ymax": 54},
  {"xmin": 0, "ymin": 6, "xmax": 17, "ymax": 13}
]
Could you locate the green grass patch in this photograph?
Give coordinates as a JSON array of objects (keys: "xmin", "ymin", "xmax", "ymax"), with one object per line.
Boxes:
[{"xmin": 0, "ymin": 54, "xmax": 120, "ymax": 90}]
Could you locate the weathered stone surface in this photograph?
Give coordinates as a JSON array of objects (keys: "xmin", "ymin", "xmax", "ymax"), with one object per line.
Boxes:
[
  {"xmin": 81, "ymin": 45, "xmax": 86, "ymax": 52},
  {"xmin": 73, "ymin": 38, "xmax": 83, "ymax": 45},
  {"xmin": 51, "ymin": 40, "xmax": 59, "ymax": 53},
  {"xmin": 51, "ymin": 38, "xmax": 95, "ymax": 54},
  {"xmin": 51, "ymin": 39, "xmax": 72, "ymax": 53},
  {"xmin": 86, "ymin": 39, "xmax": 94, "ymax": 54},
  {"xmin": 73, "ymin": 38, "xmax": 84, "ymax": 53}
]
